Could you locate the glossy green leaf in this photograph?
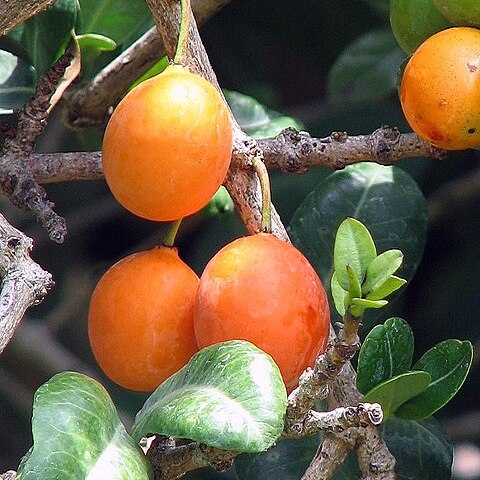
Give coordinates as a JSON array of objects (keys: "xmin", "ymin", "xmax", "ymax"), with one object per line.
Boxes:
[
  {"xmin": 78, "ymin": 0, "xmax": 152, "ymax": 46},
  {"xmin": 362, "ymin": 371, "xmax": 431, "ymax": 420},
  {"xmin": 357, "ymin": 317, "xmax": 414, "ymax": 393},
  {"xmin": 349, "ymin": 297, "xmax": 387, "ymax": 318},
  {"xmin": 396, "ymin": 340, "xmax": 473, "ymax": 420},
  {"xmin": 331, "ymin": 272, "xmax": 348, "ymax": 317},
  {"xmin": 363, "ymin": 249, "xmax": 403, "ymax": 295},
  {"xmin": 382, "ymin": 417, "xmax": 453, "ymax": 480},
  {"xmin": 0, "ymin": 50, "xmax": 35, "ymax": 112},
  {"xmin": 334, "ymin": 217, "xmax": 376, "ymax": 291},
  {"xmin": 224, "ymin": 90, "xmax": 303, "ymax": 138},
  {"xmin": 289, "ymin": 163, "xmax": 427, "ymax": 319},
  {"xmin": 131, "ymin": 341, "xmax": 287, "ymax": 453},
  {"xmin": 346, "ymin": 265, "xmax": 362, "ymax": 299},
  {"xmin": 16, "ymin": 371, "xmax": 152, "ymax": 480},
  {"xmin": 76, "ymin": 33, "xmax": 117, "ymax": 63},
  {"xmin": 327, "ymin": 28, "xmax": 405, "ymax": 103},
  {"xmin": 12, "ymin": 0, "xmax": 77, "ymax": 78},
  {"xmin": 366, "ymin": 275, "xmax": 406, "ymax": 300}
]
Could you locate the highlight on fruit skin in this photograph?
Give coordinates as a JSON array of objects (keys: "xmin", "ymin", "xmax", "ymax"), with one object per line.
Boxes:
[
  {"xmin": 193, "ymin": 232, "xmax": 330, "ymax": 392},
  {"xmin": 88, "ymin": 246, "xmax": 199, "ymax": 392},
  {"xmin": 102, "ymin": 64, "xmax": 233, "ymax": 222},
  {"xmin": 400, "ymin": 27, "xmax": 480, "ymax": 150}
]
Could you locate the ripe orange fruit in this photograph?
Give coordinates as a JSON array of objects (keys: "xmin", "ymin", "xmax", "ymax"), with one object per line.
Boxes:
[
  {"xmin": 102, "ymin": 65, "xmax": 233, "ymax": 221},
  {"xmin": 88, "ymin": 246, "xmax": 199, "ymax": 392},
  {"xmin": 194, "ymin": 233, "xmax": 330, "ymax": 391},
  {"xmin": 400, "ymin": 27, "xmax": 480, "ymax": 150}
]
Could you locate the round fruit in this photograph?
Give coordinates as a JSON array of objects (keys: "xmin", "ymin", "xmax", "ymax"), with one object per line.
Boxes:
[
  {"xmin": 88, "ymin": 246, "xmax": 199, "ymax": 392},
  {"xmin": 433, "ymin": 0, "xmax": 480, "ymax": 28},
  {"xmin": 400, "ymin": 27, "xmax": 480, "ymax": 150},
  {"xmin": 390, "ymin": 0, "xmax": 452, "ymax": 53},
  {"xmin": 102, "ymin": 65, "xmax": 233, "ymax": 222},
  {"xmin": 194, "ymin": 233, "xmax": 330, "ymax": 391}
]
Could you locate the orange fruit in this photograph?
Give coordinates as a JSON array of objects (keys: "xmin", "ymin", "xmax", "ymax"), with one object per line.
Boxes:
[
  {"xmin": 102, "ymin": 65, "xmax": 233, "ymax": 221},
  {"xmin": 88, "ymin": 246, "xmax": 199, "ymax": 392},
  {"xmin": 400, "ymin": 27, "xmax": 480, "ymax": 150},
  {"xmin": 194, "ymin": 233, "xmax": 330, "ymax": 391}
]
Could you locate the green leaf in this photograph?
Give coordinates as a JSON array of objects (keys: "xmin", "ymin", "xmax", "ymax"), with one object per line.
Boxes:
[
  {"xmin": 331, "ymin": 272, "xmax": 348, "ymax": 317},
  {"xmin": 382, "ymin": 417, "xmax": 453, "ymax": 480},
  {"xmin": 0, "ymin": 50, "xmax": 35, "ymax": 112},
  {"xmin": 233, "ymin": 434, "xmax": 323, "ymax": 480},
  {"xmin": 362, "ymin": 371, "xmax": 431, "ymax": 420},
  {"xmin": 349, "ymin": 297, "xmax": 387, "ymax": 317},
  {"xmin": 366, "ymin": 275, "xmax": 406, "ymax": 301},
  {"xmin": 346, "ymin": 265, "xmax": 362, "ymax": 299},
  {"xmin": 228, "ymin": 438, "xmax": 361, "ymax": 480},
  {"xmin": 334, "ymin": 217, "xmax": 376, "ymax": 291},
  {"xmin": 16, "ymin": 371, "xmax": 152, "ymax": 480},
  {"xmin": 327, "ymin": 28, "xmax": 405, "ymax": 103},
  {"xmin": 12, "ymin": 0, "xmax": 78, "ymax": 78},
  {"xmin": 363, "ymin": 249, "xmax": 404, "ymax": 295},
  {"xmin": 289, "ymin": 163, "xmax": 427, "ymax": 321},
  {"xmin": 76, "ymin": 33, "xmax": 117, "ymax": 63},
  {"xmin": 131, "ymin": 341, "xmax": 287, "ymax": 453},
  {"xmin": 396, "ymin": 340, "xmax": 473, "ymax": 420},
  {"xmin": 357, "ymin": 317, "xmax": 414, "ymax": 393},
  {"xmin": 77, "ymin": 0, "xmax": 152, "ymax": 46},
  {"xmin": 224, "ymin": 90, "xmax": 303, "ymax": 138},
  {"xmin": 129, "ymin": 56, "xmax": 169, "ymax": 90}
]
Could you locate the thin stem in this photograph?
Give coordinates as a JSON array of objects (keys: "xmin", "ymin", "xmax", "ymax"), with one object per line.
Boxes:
[
  {"xmin": 251, "ymin": 157, "xmax": 272, "ymax": 233},
  {"xmin": 162, "ymin": 219, "xmax": 182, "ymax": 247},
  {"xmin": 341, "ymin": 311, "xmax": 362, "ymax": 345},
  {"xmin": 173, "ymin": 0, "xmax": 191, "ymax": 64}
]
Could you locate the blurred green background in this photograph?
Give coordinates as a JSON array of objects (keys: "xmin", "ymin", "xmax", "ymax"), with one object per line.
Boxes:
[{"xmin": 0, "ymin": 0, "xmax": 479, "ymax": 475}]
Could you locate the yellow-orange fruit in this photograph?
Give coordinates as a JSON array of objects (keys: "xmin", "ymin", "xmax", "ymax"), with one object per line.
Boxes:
[
  {"xmin": 400, "ymin": 27, "xmax": 480, "ymax": 150},
  {"xmin": 194, "ymin": 233, "xmax": 330, "ymax": 391},
  {"xmin": 88, "ymin": 247, "xmax": 199, "ymax": 392},
  {"xmin": 102, "ymin": 65, "xmax": 233, "ymax": 221}
]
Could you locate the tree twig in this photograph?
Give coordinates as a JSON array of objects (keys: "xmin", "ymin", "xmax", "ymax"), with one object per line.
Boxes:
[
  {"xmin": 0, "ymin": 213, "xmax": 53, "ymax": 355},
  {"xmin": 14, "ymin": 127, "xmax": 444, "ymax": 187},
  {"xmin": 0, "ymin": 0, "xmax": 55, "ymax": 36},
  {"xmin": 0, "ymin": 49, "xmax": 79, "ymax": 243},
  {"xmin": 303, "ymin": 403, "xmax": 383, "ymax": 436},
  {"xmin": 258, "ymin": 126, "xmax": 446, "ymax": 173},
  {"xmin": 0, "ymin": 471, "xmax": 16, "ymax": 480},
  {"xmin": 146, "ymin": 438, "xmax": 236, "ymax": 480}
]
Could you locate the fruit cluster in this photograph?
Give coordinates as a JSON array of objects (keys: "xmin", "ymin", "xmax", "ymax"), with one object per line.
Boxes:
[
  {"xmin": 88, "ymin": 234, "xmax": 330, "ymax": 392},
  {"xmin": 90, "ymin": 65, "xmax": 330, "ymax": 393},
  {"xmin": 392, "ymin": 0, "xmax": 480, "ymax": 150}
]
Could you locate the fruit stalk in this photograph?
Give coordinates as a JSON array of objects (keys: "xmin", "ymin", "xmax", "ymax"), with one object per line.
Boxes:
[
  {"xmin": 174, "ymin": 0, "xmax": 191, "ymax": 65},
  {"xmin": 251, "ymin": 157, "xmax": 272, "ymax": 233},
  {"xmin": 162, "ymin": 219, "xmax": 182, "ymax": 247}
]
